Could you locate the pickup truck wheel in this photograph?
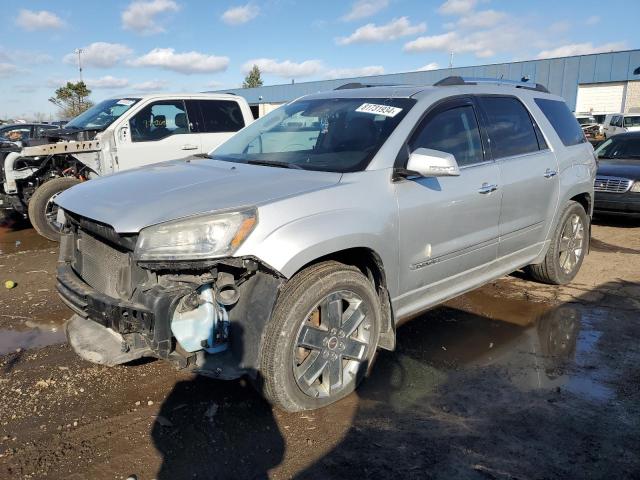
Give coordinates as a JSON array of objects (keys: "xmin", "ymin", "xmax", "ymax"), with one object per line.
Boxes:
[
  {"xmin": 259, "ymin": 261, "xmax": 381, "ymax": 412},
  {"xmin": 28, "ymin": 177, "xmax": 80, "ymax": 241},
  {"xmin": 527, "ymin": 201, "xmax": 589, "ymax": 285}
]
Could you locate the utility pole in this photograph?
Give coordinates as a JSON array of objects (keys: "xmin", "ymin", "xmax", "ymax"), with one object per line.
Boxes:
[
  {"xmin": 448, "ymin": 51, "xmax": 454, "ymax": 69},
  {"xmin": 75, "ymin": 48, "xmax": 84, "ymax": 83}
]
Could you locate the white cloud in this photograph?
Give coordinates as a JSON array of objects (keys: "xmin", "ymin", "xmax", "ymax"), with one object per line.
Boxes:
[
  {"xmin": 243, "ymin": 58, "xmax": 384, "ymax": 80},
  {"xmin": 63, "ymin": 42, "xmax": 133, "ymax": 68},
  {"xmin": 342, "ymin": 0, "xmax": 389, "ymax": 21},
  {"xmin": 325, "ymin": 66, "xmax": 385, "ymax": 79},
  {"xmin": 221, "ymin": 4, "xmax": 259, "ymax": 25},
  {"xmin": 128, "ymin": 48, "xmax": 229, "ymax": 74},
  {"xmin": 456, "ymin": 10, "xmax": 507, "ymax": 29},
  {"xmin": 404, "ymin": 32, "xmax": 457, "ymax": 52},
  {"xmin": 0, "ymin": 63, "xmax": 19, "ymax": 78},
  {"xmin": 438, "ymin": 0, "xmax": 477, "ymax": 15},
  {"xmin": 132, "ymin": 80, "xmax": 168, "ymax": 91},
  {"xmin": 337, "ymin": 17, "xmax": 426, "ymax": 45},
  {"xmin": 242, "ymin": 58, "xmax": 324, "ymax": 78},
  {"xmin": 585, "ymin": 15, "xmax": 600, "ymax": 26},
  {"xmin": 85, "ymin": 76, "xmax": 130, "ymax": 89},
  {"xmin": 417, "ymin": 62, "xmax": 440, "ymax": 71},
  {"xmin": 536, "ymin": 42, "xmax": 627, "ymax": 59},
  {"xmin": 121, "ymin": 0, "xmax": 179, "ymax": 34},
  {"xmin": 15, "ymin": 9, "xmax": 64, "ymax": 31}
]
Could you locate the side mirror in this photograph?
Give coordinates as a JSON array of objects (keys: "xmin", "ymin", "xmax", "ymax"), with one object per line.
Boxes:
[{"xmin": 406, "ymin": 148, "xmax": 460, "ymax": 177}]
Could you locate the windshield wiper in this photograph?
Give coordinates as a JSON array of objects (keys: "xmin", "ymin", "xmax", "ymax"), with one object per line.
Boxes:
[{"xmin": 247, "ymin": 159, "xmax": 303, "ymax": 169}]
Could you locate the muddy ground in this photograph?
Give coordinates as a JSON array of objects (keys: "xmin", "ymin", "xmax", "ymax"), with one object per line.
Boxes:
[{"xmin": 0, "ymin": 215, "xmax": 639, "ymax": 479}]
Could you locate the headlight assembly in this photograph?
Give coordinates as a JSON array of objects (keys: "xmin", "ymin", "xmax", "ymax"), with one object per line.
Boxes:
[
  {"xmin": 134, "ymin": 208, "xmax": 257, "ymax": 261},
  {"xmin": 630, "ymin": 181, "xmax": 640, "ymax": 193}
]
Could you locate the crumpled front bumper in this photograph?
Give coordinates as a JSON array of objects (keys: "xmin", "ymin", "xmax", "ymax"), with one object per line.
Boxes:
[{"xmin": 57, "ymin": 263, "xmax": 189, "ymax": 362}]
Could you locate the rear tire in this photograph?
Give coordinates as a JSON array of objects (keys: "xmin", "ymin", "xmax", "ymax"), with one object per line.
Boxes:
[
  {"xmin": 527, "ymin": 201, "xmax": 589, "ymax": 285},
  {"xmin": 258, "ymin": 261, "xmax": 381, "ymax": 412},
  {"xmin": 28, "ymin": 177, "xmax": 80, "ymax": 241}
]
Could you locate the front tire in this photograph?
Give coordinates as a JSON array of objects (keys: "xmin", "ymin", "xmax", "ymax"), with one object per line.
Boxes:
[
  {"xmin": 527, "ymin": 201, "xmax": 589, "ymax": 285},
  {"xmin": 28, "ymin": 177, "xmax": 80, "ymax": 241},
  {"xmin": 259, "ymin": 261, "xmax": 381, "ymax": 412}
]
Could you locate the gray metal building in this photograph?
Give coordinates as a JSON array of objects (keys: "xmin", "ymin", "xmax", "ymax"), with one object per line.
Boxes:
[{"xmin": 217, "ymin": 49, "xmax": 640, "ymax": 117}]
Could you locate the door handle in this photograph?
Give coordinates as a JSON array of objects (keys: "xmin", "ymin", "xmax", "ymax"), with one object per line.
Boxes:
[
  {"xmin": 543, "ymin": 168, "xmax": 558, "ymax": 178},
  {"xmin": 181, "ymin": 144, "xmax": 199, "ymax": 150},
  {"xmin": 478, "ymin": 183, "xmax": 498, "ymax": 194}
]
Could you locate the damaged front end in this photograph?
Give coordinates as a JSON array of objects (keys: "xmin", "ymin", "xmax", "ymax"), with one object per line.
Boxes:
[{"xmin": 57, "ymin": 211, "xmax": 284, "ymax": 379}]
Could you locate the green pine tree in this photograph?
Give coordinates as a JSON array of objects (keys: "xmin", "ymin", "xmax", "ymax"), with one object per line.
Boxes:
[{"xmin": 243, "ymin": 65, "xmax": 264, "ymax": 88}]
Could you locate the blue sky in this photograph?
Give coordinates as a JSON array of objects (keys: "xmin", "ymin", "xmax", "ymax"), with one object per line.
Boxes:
[{"xmin": 0, "ymin": 0, "xmax": 638, "ymax": 119}]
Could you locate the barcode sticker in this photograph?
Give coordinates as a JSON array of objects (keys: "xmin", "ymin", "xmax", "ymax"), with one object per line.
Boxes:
[{"xmin": 356, "ymin": 103, "xmax": 403, "ymax": 117}]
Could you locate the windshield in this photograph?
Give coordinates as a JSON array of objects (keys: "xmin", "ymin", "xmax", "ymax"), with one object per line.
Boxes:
[
  {"xmin": 624, "ymin": 116, "xmax": 640, "ymax": 127},
  {"xmin": 576, "ymin": 116, "xmax": 596, "ymax": 125},
  {"xmin": 211, "ymin": 97, "xmax": 415, "ymax": 172},
  {"xmin": 595, "ymin": 136, "xmax": 640, "ymax": 159},
  {"xmin": 65, "ymin": 98, "xmax": 140, "ymax": 130}
]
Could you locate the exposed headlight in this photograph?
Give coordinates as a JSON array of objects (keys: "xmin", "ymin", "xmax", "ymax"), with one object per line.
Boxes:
[
  {"xmin": 134, "ymin": 208, "xmax": 257, "ymax": 261},
  {"xmin": 631, "ymin": 181, "xmax": 640, "ymax": 193}
]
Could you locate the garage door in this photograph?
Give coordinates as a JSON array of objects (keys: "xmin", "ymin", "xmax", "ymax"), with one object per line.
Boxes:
[{"xmin": 576, "ymin": 83, "xmax": 625, "ymax": 113}]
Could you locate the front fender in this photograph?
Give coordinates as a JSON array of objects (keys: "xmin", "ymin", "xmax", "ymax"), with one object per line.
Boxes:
[{"xmin": 240, "ymin": 207, "xmax": 399, "ymax": 294}]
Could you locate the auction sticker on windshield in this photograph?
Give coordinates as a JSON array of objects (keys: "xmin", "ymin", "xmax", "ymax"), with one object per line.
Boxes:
[
  {"xmin": 116, "ymin": 99, "xmax": 135, "ymax": 106},
  {"xmin": 356, "ymin": 103, "xmax": 403, "ymax": 117}
]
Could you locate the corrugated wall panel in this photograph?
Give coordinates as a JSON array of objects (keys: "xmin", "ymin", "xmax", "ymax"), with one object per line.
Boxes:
[
  {"xmin": 217, "ymin": 50, "xmax": 640, "ymax": 108},
  {"xmin": 594, "ymin": 54, "xmax": 613, "ymax": 82},
  {"xmin": 562, "ymin": 57, "xmax": 581, "ymax": 111}
]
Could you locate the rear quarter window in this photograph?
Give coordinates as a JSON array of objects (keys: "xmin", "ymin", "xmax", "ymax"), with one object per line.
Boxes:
[
  {"xmin": 198, "ymin": 100, "xmax": 245, "ymax": 133},
  {"xmin": 534, "ymin": 98, "xmax": 586, "ymax": 147}
]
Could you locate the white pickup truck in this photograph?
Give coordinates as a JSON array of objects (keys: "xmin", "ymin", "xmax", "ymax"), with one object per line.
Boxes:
[{"xmin": 0, "ymin": 93, "xmax": 254, "ymax": 240}]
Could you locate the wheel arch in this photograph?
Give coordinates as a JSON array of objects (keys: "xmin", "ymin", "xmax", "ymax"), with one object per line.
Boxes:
[{"xmin": 288, "ymin": 246, "xmax": 396, "ymax": 351}]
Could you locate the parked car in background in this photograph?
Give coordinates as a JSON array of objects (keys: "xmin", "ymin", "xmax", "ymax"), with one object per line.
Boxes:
[
  {"xmin": 0, "ymin": 122, "xmax": 60, "ymax": 146},
  {"xmin": 575, "ymin": 113, "xmax": 600, "ymax": 139},
  {"xmin": 55, "ymin": 77, "xmax": 595, "ymax": 412},
  {"xmin": 0, "ymin": 93, "xmax": 253, "ymax": 240},
  {"xmin": 603, "ymin": 113, "xmax": 640, "ymax": 138},
  {"xmin": 593, "ymin": 132, "xmax": 640, "ymax": 217}
]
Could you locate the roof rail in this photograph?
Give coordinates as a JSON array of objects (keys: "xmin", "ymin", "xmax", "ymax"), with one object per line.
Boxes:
[
  {"xmin": 334, "ymin": 82, "xmax": 405, "ymax": 90},
  {"xmin": 433, "ymin": 76, "xmax": 549, "ymax": 93}
]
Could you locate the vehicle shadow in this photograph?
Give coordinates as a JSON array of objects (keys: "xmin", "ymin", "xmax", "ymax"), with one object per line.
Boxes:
[
  {"xmin": 151, "ymin": 325, "xmax": 285, "ymax": 480},
  {"xmin": 294, "ymin": 280, "xmax": 640, "ymax": 479}
]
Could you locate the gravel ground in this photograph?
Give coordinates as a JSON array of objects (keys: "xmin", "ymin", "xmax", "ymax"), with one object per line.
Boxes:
[{"xmin": 0, "ymin": 215, "xmax": 639, "ymax": 479}]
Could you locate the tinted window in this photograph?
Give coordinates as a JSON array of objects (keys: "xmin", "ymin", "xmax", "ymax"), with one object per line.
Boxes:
[
  {"xmin": 130, "ymin": 100, "xmax": 190, "ymax": 142},
  {"xmin": 595, "ymin": 136, "xmax": 640, "ymax": 159},
  {"xmin": 534, "ymin": 98, "xmax": 586, "ymax": 147},
  {"xmin": 409, "ymin": 105, "xmax": 483, "ymax": 167},
  {"xmin": 198, "ymin": 100, "xmax": 245, "ymax": 133},
  {"xmin": 480, "ymin": 96, "xmax": 540, "ymax": 158},
  {"xmin": 624, "ymin": 116, "xmax": 640, "ymax": 127}
]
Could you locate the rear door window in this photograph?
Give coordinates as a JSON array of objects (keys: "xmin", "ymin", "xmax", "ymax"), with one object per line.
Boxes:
[
  {"xmin": 534, "ymin": 98, "xmax": 586, "ymax": 147},
  {"xmin": 479, "ymin": 96, "xmax": 541, "ymax": 158},
  {"xmin": 197, "ymin": 100, "xmax": 245, "ymax": 133}
]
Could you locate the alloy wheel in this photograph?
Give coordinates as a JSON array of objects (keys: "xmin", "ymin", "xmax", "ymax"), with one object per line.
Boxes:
[
  {"xmin": 558, "ymin": 213, "xmax": 585, "ymax": 275},
  {"xmin": 293, "ymin": 290, "xmax": 373, "ymax": 399}
]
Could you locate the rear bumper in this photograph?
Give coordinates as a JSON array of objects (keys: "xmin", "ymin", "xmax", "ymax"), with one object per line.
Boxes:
[{"xmin": 594, "ymin": 191, "xmax": 640, "ymax": 216}]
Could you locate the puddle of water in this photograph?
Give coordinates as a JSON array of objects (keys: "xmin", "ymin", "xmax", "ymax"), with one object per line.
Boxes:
[
  {"xmin": 0, "ymin": 222, "xmax": 53, "ymax": 255},
  {"xmin": 365, "ymin": 285, "xmax": 618, "ymax": 406},
  {"xmin": 0, "ymin": 323, "xmax": 67, "ymax": 355}
]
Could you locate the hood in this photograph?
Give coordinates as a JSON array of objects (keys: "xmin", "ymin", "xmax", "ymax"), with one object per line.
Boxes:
[
  {"xmin": 596, "ymin": 158, "xmax": 640, "ymax": 179},
  {"xmin": 56, "ymin": 158, "xmax": 342, "ymax": 232}
]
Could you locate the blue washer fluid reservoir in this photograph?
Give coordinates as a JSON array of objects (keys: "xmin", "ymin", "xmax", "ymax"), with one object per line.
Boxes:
[{"xmin": 171, "ymin": 284, "xmax": 229, "ymax": 354}]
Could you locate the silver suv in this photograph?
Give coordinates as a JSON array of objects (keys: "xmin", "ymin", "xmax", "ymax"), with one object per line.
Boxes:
[{"xmin": 56, "ymin": 77, "xmax": 596, "ymax": 412}]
